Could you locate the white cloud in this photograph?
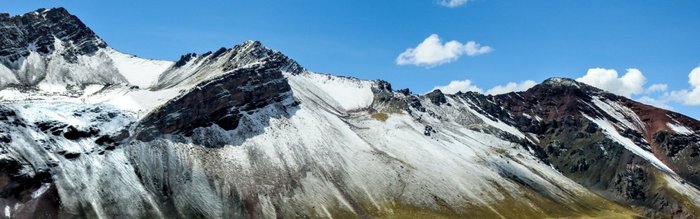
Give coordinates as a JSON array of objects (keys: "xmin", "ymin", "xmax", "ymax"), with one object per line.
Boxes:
[
  {"xmin": 438, "ymin": 0, "xmax": 468, "ymax": 7},
  {"xmin": 666, "ymin": 66, "xmax": 700, "ymax": 105},
  {"xmin": 431, "ymin": 79, "xmax": 536, "ymax": 95},
  {"xmin": 691, "ymin": 66, "xmax": 700, "ymax": 87},
  {"xmin": 575, "ymin": 68, "xmax": 646, "ymax": 97},
  {"xmin": 428, "ymin": 67, "xmax": 698, "ymax": 117},
  {"xmin": 645, "ymin": 83, "xmax": 668, "ymax": 94},
  {"xmin": 637, "ymin": 96, "xmax": 674, "ymax": 110},
  {"xmin": 668, "ymin": 90, "xmax": 700, "ymax": 105},
  {"xmin": 486, "ymin": 80, "xmax": 537, "ymax": 95},
  {"xmin": 396, "ymin": 34, "xmax": 492, "ymax": 67},
  {"xmin": 431, "ymin": 79, "xmax": 483, "ymax": 94},
  {"xmin": 688, "ymin": 66, "xmax": 700, "ymax": 105}
]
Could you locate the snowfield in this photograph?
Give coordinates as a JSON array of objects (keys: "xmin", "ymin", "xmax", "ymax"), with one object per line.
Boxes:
[{"xmin": 106, "ymin": 48, "xmax": 174, "ymax": 88}]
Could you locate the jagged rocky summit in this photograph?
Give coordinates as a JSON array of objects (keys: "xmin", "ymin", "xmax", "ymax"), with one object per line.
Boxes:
[{"xmin": 1, "ymin": 7, "xmax": 700, "ymax": 219}]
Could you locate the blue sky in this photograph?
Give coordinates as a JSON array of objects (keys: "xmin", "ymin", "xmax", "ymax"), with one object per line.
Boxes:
[{"xmin": 4, "ymin": 0, "xmax": 700, "ymax": 118}]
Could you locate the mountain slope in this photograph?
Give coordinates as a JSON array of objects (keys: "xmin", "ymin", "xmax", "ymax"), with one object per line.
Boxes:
[
  {"xmin": 0, "ymin": 7, "xmax": 699, "ymax": 219},
  {"xmin": 491, "ymin": 78, "xmax": 700, "ymax": 217}
]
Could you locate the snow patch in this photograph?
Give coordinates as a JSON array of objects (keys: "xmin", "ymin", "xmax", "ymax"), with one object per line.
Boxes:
[
  {"xmin": 31, "ymin": 183, "xmax": 51, "ymax": 198},
  {"xmin": 106, "ymin": 48, "xmax": 173, "ymax": 88},
  {"xmin": 84, "ymin": 86, "xmax": 184, "ymax": 117},
  {"xmin": 667, "ymin": 122, "xmax": 694, "ymax": 135},
  {"xmin": 583, "ymin": 114, "xmax": 674, "ymax": 174},
  {"xmin": 592, "ymin": 97, "xmax": 644, "ymax": 131},
  {"xmin": 289, "ymin": 72, "xmax": 374, "ymax": 111}
]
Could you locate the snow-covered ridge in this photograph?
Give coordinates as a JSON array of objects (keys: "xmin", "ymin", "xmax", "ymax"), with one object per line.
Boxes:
[{"xmin": 154, "ymin": 40, "xmax": 304, "ymax": 90}]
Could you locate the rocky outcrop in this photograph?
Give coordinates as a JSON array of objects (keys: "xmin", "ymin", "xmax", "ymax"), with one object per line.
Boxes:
[
  {"xmin": 425, "ymin": 89, "xmax": 447, "ymax": 106},
  {"xmin": 135, "ymin": 62, "xmax": 294, "ymax": 145},
  {"xmin": 0, "ymin": 7, "xmax": 106, "ymax": 64}
]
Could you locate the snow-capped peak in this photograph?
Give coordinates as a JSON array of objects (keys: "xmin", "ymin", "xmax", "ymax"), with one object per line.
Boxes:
[
  {"xmin": 541, "ymin": 77, "xmax": 583, "ymax": 87},
  {"xmin": 0, "ymin": 8, "xmax": 174, "ymax": 92},
  {"xmin": 0, "ymin": 7, "xmax": 107, "ymax": 62}
]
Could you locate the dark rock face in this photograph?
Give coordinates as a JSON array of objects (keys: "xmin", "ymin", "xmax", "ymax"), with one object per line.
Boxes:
[
  {"xmin": 375, "ymin": 80, "xmax": 392, "ymax": 92},
  {"xmin": 535, "ymin": 115, "xmax": 652, "ymax": 201},
  {"xmin": 396, "ymin": 88, "xmax": 410, "ymax": 95},
  {"xmin": 220, "ymin": 41, "xmax": 304, "ymax": 74},
  {"xmin": 0, "ymin": 159, "xmax": 60, "ymax": 218},
  {"xmin": 95, "ymin": 129, "xmax": 129, "ymax": 147},
  {"xmin": 0, "ymin": 106, "xmax": 24, "ymax": 148},
  {"xmin": 174, "ymin": 53, "xmax": 197, "ymax": 67},
  {"xmin": 425, "ymin": 89, "xmax": 447, "ymax": 106},
  {"xmin": 35, "ymin": 121, "xmax": 99, "ymax": 140},
  {"xmin": 655, "ymin": 132, "xmax": 700, "ymax": 159},
  {"xmin": 0, "ymin": 8, "xmax": 105, "ymax": 65},
  {"xmin": 36, "ymin": 121, "xmax": 68, "ymax": 136},
  {"xmin": 136, "ymin": 63, "xmax": 293, "ymax": 144},
  {"xmin": 370, "ymin": 80, "xmax": 408, "ymax": 114},
  {"xmin": 423, "ymin": 125, "xmax": 435, "ymax": 136},
  {"xmin": 493, "ymin": 78, "xmax": 602, "ymax": 121},
  {"xmin": 56, "ymin": 150, "xmax": 81, "ymax": 159},
  {"xmin": 655, "ymin": 131, "xmax": 700, "ymax": 187},
  {"xmin": 459, "ymin": 91, "xmax": 513, "ymax": 123},
  {"xmin": 613, "ymin": 164, "xmax": 648, "ymax": 201},
  {"xmin": 63, "ymin": 126, "xmax": 99, "ymax": 140}
]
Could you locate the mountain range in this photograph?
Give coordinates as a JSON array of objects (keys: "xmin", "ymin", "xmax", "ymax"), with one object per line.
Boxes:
[{"xmin": 1, "ymin": 7, "xmax": 699, "ymax": 218}]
